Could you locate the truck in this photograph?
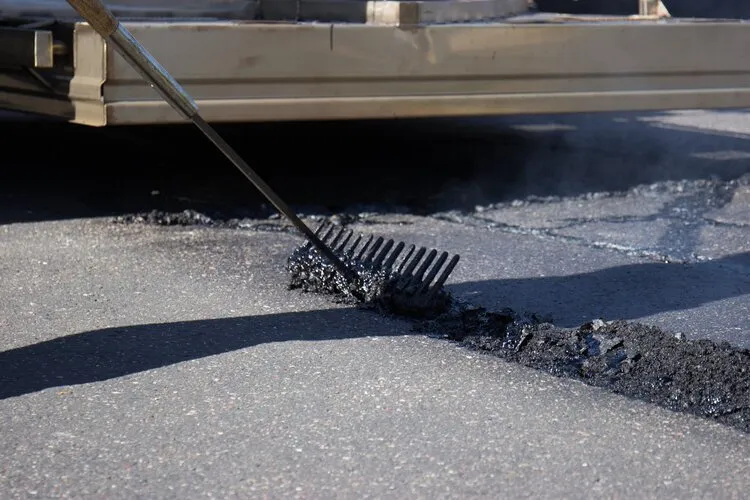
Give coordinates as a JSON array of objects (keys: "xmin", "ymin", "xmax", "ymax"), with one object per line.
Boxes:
[{"xmin": 1, "ymin": 0, "xmax": 750, "ymax": 127}]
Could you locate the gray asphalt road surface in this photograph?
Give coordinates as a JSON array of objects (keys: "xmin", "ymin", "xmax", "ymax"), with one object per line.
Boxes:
[{"xmin": 1, "ymin": 108, "xmax": 749, "ymax": 497}]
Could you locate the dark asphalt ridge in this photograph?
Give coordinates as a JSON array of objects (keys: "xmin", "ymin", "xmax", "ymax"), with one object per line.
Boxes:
[{"xmin": 415, "ymin": 303, "xmax": 750, "ymax": 434}]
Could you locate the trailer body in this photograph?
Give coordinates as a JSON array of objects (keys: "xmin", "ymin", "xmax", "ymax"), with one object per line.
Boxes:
[{"xmin": 2, "ymin": 1, "xmax": 750, "ymax": 126}]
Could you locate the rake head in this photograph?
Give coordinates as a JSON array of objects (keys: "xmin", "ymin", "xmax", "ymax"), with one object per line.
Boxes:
[{"xmin": 287, "ymin": 221, "xmax": 460, "ymax": 317}]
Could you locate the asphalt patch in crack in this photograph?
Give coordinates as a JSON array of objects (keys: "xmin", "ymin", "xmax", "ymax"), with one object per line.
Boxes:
[{"xmin": 413, "ymin": 302, "xmax": 750, "ymax": 434}]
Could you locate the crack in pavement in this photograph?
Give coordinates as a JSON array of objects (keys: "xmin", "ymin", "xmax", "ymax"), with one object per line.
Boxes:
[
  {"xmin": 706, "ymin": 219, "xmax": 750, "ymax": 229},
  {"xmin": 431, "ymin": 211, "xmax": 686, "ymax": 263},
  {"xmin": 429, "ymin": 175, "xmax": 749, "ymax": 265}
]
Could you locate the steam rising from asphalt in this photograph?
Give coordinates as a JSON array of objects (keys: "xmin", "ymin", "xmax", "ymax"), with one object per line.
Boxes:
[{"xmin": 441, "ymin": 113, "xmax": 750, "ymax": 211}]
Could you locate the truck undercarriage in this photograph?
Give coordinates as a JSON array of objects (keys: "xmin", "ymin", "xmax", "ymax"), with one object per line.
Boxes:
[{"xmin": 2, "ymin": 1, "xmax": 750, "ymax": 126}]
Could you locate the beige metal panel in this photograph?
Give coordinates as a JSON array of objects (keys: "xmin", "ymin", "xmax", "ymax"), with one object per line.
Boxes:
[
  {"xmin": 104, "ymin": 89, "xmax": 750, "ymax": 125},
  {"xmin": 91, "ymin": 19, "xmax": 750, "ymax": 125},
  {"xmin": 69, "ymin": 26, "xmax": 106, "ymax": 102},
  {"xmin": 639, "ymin": 0, "xmax": 670, "ymax": 17},
  {"xmin": 104, "ymin": 21, "xmax": 750, "ymax": 83},
  {"xmin": 8, "ymin": 18, "xmax": 750, "ymax": 126}
]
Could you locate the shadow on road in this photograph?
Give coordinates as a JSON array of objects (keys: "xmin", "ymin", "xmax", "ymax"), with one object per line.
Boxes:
[
  {"xmin": 450, "ymin": 252, "xmax": 750, "ymax": 328},
  {"xmin": 0, "ymin": 306, "xmax": 395, "ymax": 400},
  {"xmin": 2, "ymin": 110, "xmax": 750, "ymax": 224},
  {"xmin": 3, "ymin": 251, "xmax": 748, "ymax": 400}
]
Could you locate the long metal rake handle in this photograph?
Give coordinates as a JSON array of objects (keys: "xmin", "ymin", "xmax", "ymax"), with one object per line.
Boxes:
[{"xmin": 65, "ymin": 0, "xmax": 359, "ymax": 284}]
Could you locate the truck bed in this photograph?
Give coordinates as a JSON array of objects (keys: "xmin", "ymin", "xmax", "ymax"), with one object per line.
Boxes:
[{"xmin": 2, "ymin": 10, "xmax": 750, "ymax": 126}]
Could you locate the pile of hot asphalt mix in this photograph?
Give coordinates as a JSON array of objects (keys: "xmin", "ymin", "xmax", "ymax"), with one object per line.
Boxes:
[{"xmin": 287, "ymin": 234, "xmax": 750, "ymax": 435}]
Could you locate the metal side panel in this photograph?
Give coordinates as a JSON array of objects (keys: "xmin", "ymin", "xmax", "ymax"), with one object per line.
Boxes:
[
  {"xmin": 0, "ymin": 20, "xmax": 105, "ymax": 124},
  {"xmin": 6, "ymin": 17, "xmax": 750, "ymax": 125},
  {"xmin": 102, "ymin": 19, "xmax": 750, "ymax": 125}
]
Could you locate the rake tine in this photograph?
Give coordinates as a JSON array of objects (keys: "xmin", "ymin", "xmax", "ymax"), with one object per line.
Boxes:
[
  {"xmin": 413, "ymin": 249, "xmax": 437, "ymax": 282},
  {"xmin": 362, "ymin": 237, "xmax": 385, "ymax": 264},
  {"xmin": 371, "ymin": 239, "xmax": 394, "ymax": 269},
  {"xmin": 399, "ymin": 247, "xmax": 426, "ymax": 280},
  {"xmin": 395, "ymin": 245, "xmax": 416, "ymax": 274},
  {"xmin": 328, "ymin": 225, "xmax": 348, "ymax": 248},
  {"xmin": 304, "ymin": 221, "xmax": 328, "ymax": 249},
  {"xmin": 355, "ymin": 235, "xmax": 375, "ymax": 262},
  {"xmin": 399, "ymin": 249, "xmax": 438, "ymax": 291},
  {"xmin": 382, "ymin": 241, "xmax": 406, "ymax": 272},
  {"xmin": 428, "ymin": 254, "xmax": 460, "ymax": 296},
  {"xmin": 320, "ymin": 224, "xmax": 337, "ymax": 244},
  {"xmin": 418, "ymin": 251, "xmax": 448, "ymax": 294},
  {"xmin": 344, "ymin": 234, "xmax": 363, "ymax": 258},
  {"xmin": 335, "ymin": 230, "xmax": 354, "ymax": 253}
]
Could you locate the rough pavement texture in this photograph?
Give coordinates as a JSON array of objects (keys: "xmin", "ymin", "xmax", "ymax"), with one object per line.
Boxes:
[
  {"xmin": 1, "ymin": 108, "xmax": 749, "ymax": 497},
  {"xmin": 2, "ymin": 219, "xmax": 749, "ymax": 498}
]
